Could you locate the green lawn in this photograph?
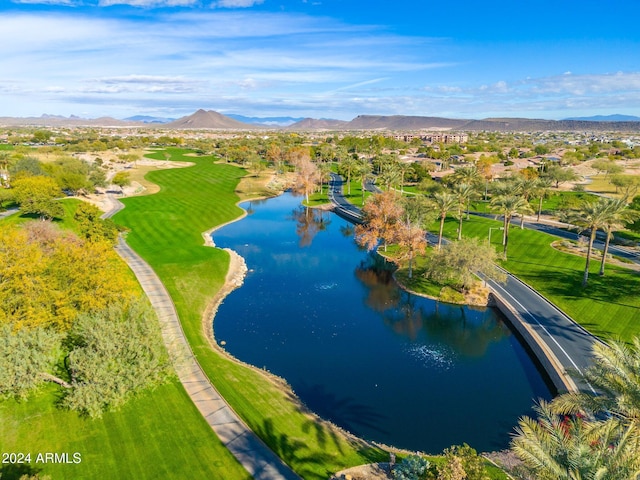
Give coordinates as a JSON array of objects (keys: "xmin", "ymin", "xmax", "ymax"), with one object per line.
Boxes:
[
  {"xmin": 0, "ymin": 381, "xmax": 249, "ymax": 480},
  {"xmin": 0, "ymin": 196, "xmax": 251, "ymax": 480},
  {"xmin": 304, "ymin": 189, "xmax": 330, "ymax": 206},
  {"xmin": 436, "ymin": 215, "xmax": 640, "ymax": 340},
  {"xmin": 0, "ymin": 198, "xmax": 83, "ymax": 229},
  {"xmin": 342, "ymin": 180, "xmax": 372, "ymax": 207},
  {"xmin": 112, "ymin": 148, "xmax": 385, "ymax": 479}
]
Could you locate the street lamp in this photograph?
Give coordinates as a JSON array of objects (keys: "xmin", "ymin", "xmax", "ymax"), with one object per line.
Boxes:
[{"xmin": 488, "ymin": 226, "xmax": 504, "ymax": 244}]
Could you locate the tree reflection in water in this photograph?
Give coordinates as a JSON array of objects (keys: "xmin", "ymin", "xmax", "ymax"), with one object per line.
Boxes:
[
  {"xmin": 355, "ymin": 257, "xmax": 510, "ymax": 357},
  {"xmin": 290, "ymin": 206, "xmax": 332, "ymax": 247},
  {"xmin": 354, "ymin": 254, "xmax": 400, "ymax": 312}
]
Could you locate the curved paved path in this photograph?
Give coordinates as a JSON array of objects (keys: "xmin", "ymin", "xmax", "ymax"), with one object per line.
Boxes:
[
  {"xmin": 328, "ymin": 175, "xmax": 600, "ymax": 394},
  {"xmin": 103, "ymin": 195, "xmax": 300, "ymax": 480}
]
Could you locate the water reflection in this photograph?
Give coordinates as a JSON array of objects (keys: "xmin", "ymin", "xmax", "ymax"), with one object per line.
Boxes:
[
  {"xmin": 291, "ymin": 206, "xmax": 332, "ymax": 247},
  {"xmin": 213, "ymin": 192, "xmax": 551, "ymax": 453},
  {"xmin": 354, "ymin": 255, "xmax": 401, "ymax": 312},
  {"xmin": 355, "ymin": 258, "xmax": 510, "ymax": 357},
  {"xmin": 295, "ymin": 382, "xmax": 389, "ymax": 435}
]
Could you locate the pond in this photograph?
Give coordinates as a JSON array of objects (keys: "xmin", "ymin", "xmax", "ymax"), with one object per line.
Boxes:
[{"xmin": 212, "ymin": 192, "xmax": 552, "ymax": 453}]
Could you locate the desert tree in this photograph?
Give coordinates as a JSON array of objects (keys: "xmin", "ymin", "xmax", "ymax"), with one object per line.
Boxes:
[{"xmin": 355, "ymin": 191, "xmax": 403, "ymax": 253}]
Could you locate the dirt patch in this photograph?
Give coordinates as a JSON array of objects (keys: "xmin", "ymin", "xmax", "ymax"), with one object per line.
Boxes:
[{"xmin": 330, "ymin": 463, "xmax": 392, "ymax": 480}]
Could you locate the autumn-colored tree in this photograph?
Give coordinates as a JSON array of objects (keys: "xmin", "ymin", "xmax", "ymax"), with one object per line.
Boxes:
[
  {"xmin": 291, "ymin": 150, "xmax": 320, "ymax": 202},
  {"xmin": 266, "ymin": 143, "xmax": 284, "ymax": 173},
  {"xmin": 355, "ymin": 191, "xmax": 404, "ymax": 252},
  {"xmin": 394, "ymin": 219, "xmax": 427, "ymax": 279}
]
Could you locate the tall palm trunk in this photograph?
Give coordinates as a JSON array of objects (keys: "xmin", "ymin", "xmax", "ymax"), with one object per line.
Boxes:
[
  {"xmin": 583, "ymin": 227, "xmax": 597, "ymax": 287},
  {"xmin": 599, "ymin": 231, "xmax": 612, "ymax": 276},
  {"xmin": 438, "ymin": 215, "xmax": 445, "ymax": 250},
  {"xmin": 503, "ymin": 215, "xmax": 510, "ymax": 259},
  {"xmin": 408, "ymin": 249, "xmax": 414, "ymax": 279},
  {"xmin": 537, "ymin": 196, "xmax": 543, "ymax": 222},
  {"xmin": 457, "ymin": 208, "xmax": 463, "ymax": 240}
]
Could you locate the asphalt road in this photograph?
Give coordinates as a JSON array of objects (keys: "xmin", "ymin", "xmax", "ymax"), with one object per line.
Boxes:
[
  {"xmin": 328, "ymin": 174, "xmax": 599, "ymax": 393},
  {"xmin": 470, "ymin": 211, "xmax": 640, "ymax": 264}
]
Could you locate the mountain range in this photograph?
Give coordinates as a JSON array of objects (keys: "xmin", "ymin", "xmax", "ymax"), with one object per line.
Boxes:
[{"xmin": 2, "ymin": 109, "xmax": 640, "ymax": 132}]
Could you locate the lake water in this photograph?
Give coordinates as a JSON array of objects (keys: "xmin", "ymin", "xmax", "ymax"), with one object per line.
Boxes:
[{"xmin": 212, "ymin": 192, "xmax": 551, "ymax": 453}]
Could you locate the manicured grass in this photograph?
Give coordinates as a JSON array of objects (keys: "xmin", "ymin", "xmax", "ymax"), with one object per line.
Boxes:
[
  {"xmin": 0, "ymin": 196, "xmax": 250, "ymax": 480},
  {"xmin": 113, "ymin": 148, "xmax": 385, "ymax": 479},
  {"xmin": 0, "ymin": 198, "xmax": 83, "ymax": 230},
  {"xmin": 469, "ymin": 191, "xmax": 598, "ymax": 215},
  {"xmin": 0, "ymin": 381, "xmax": 250, "ymax": 480},
  {"xmin": 436, "ymin": 215, "xmax": 640, "ymax": 340},
  {"xmin": 342, "ymin": 180, "xmax": 372, "ymax": 207},
  {"xmin": 540, "ymin": 191, "xmax": 598, "ymax": 211},
  {"xmin": 304, "ymin": 190, "xmax": 330, "ymax": 206}
]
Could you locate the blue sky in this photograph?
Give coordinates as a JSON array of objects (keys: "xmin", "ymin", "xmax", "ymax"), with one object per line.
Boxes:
[{"xmin": 2, "ymin": 0, "xmax": 640, "ymax": 120}]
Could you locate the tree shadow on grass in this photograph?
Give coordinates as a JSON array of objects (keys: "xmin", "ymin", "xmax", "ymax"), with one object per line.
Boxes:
[
  {"xmin": 530, "ymin": 268, "xmax": 640, "ymax": 308},
  {"xmin": 0, "ymin": 463, "xmax": 46, "ymax": 480},
  {"xmin": 273, "ymin": 385, "xmax": 388, "ymax": 477},
  {"xmin": 253, "ymin": 418, "xmax": 348, "ymax": 480}
]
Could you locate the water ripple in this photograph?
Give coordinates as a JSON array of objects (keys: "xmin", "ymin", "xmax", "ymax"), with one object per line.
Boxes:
[{"xmin": 405, "ymin": 344, "xmax": 454, "ymax": 370}]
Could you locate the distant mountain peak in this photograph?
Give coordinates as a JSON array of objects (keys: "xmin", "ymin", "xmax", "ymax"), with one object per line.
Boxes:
[
  {"xmin": 563, "ymin": 114, "xmax": 640, "ymax": 122},
  {"xmin": 164, "ymin": 109, "xmax": 261, "ymax": 129}
]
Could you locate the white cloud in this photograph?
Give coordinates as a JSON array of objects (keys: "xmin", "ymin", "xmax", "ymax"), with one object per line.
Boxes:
[
  {"xmin": 98, "ymin": 0, "xmax": 199, "ymax": 6},
  {"xmin": 10, "ymin": 0, "xmax": 78, "ymax": 5},
  {"xmin": 213, "ymin": 0, "xmax": 264, "ymax": 7}
]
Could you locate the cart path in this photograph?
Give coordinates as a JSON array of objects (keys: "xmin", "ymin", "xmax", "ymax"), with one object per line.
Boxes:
[{"xmin": 103, "ymin": 194, "xmax": 300, "ymax": 480}]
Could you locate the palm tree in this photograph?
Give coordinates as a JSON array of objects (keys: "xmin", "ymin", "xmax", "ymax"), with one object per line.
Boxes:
[
  {"xmin": 339, "ymin": 156, "xmax": 357, "ymax": 195},
  {"xmin": 378, "ymin": 162, "xmax": 401, "ymax": 191},
  {"xmin": 564, "ymin": 198, "xmax": 611, "ymax": 287},
  {"xmin": 317, "ymin": 162, "xmax": 333, "ymax": 194},
  {"xmin": 534, "ymin": 178, "xmax": 553, "ymax": 222},
  {"xmin": 397, "ymin": 162, "xmax": 412, "ymax": 195},
  {"xmin": 513, "ymin": 177, "xmax": 538, "ymax": 228},
  {"xmin": 453, "ymin": 183, "xmax": 475, "ymax": 239},
  {"xmin": 598, "ymin": 198, "xmax": 640, "ymax": 276},
  {"xmin": 432, "ymin": 191, "xmax": 458, "ymax": 250},
  {"xmin": 355, "ymin": 159, "xmax": 373, "ymax": 204},
  {"xmin": 512, "ymin": 400, "xmax": 640, "ymax": 480},
  {"xmin": 551, "ymin": 337, "xmax": 640, "ymax": 430},
  {"xmin": 489, "ymin": 194, "xmax": 533, "ymax": 260},
  {"xmin": 450, "ymin": 165, "xmax": 482, "ymax": 187}
]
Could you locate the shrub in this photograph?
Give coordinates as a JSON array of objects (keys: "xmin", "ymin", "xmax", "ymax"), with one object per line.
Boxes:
[{"xmin": 393, "ymin": 454, "xmax": 430, "ymax": 480}]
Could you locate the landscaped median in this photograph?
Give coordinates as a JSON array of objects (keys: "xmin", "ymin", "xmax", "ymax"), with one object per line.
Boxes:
[
  {"xmin": 112, "ymin": 148, "xmax": 386, "ymax": 480},
  {"xmin": 435, "ymin": 215, "xmax": 640, "ymax": 341}
]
